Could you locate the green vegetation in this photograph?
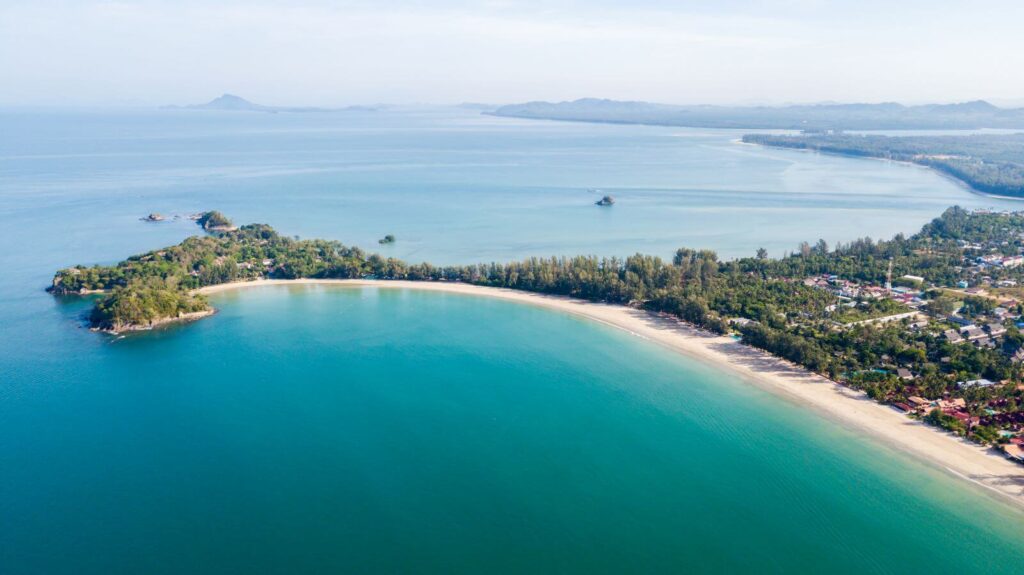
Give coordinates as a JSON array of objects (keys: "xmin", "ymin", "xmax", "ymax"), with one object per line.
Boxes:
[
  {"xmin": 925, "ymin": 408, "xmax": 967, "ymax": 435},
  {"xmin": 49, "ymin": 207, "xmax": 1024, "ymax": 450},
  {"xmin": 743, "ymin": 133, "xmax": 1024, "ymax": 197},
  {"xmin": 90, "ymin": 279, "xmax": 210, "ymax": 333},
  {"xmin": 830, "ymin": 298, "xmax": 909, "ymax": 324},
  {"xmin": 196, "ymin": 210, "xmax": 233, "ymax": 231}
]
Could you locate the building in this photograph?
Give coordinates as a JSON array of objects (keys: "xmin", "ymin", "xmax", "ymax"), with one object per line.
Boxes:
[
  {"xmin": 986, "ymin": 323, "xmax": 1008, "ymax": 337},
  {"xmin": 938, "ymin": 398, "xmax": 967, "ymax": 411},
  {"xmin": 896, "ymin": 368, "xmax": 914, "ymax": 381},
  {"xmin": 908, "ymin": 396, "xmax": 932, "ymax": 412},
  {"xmin": 1002, "ymin": 256, "xmax": 1024, "ymax": 268},
  {"xmin": 958, "ymin": 379, "xmax": 997, "ymax": 389},
  {"xmin": 908, "ymin": 319, "xmax": 928, "ymax": 331},
  {"xmin": 1013, "ymin": 348, "xmax": 1024, "ymax": 363},
  {"xmin": 961, "ymin": 326, "xmax": 987, "ymax": 341},
  {"xmin": 943, "ymin": 329, "xmax": 964, "ymax": 343}
]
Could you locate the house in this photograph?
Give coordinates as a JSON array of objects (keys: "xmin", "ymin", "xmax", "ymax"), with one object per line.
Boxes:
[
  {"xmin": 901, "ymin": 274, "xmax": 925, "ymax": 283},
  {"xmin": 958, "ymin": 379, "xmax": 997, "ymax": 389},
  {"xmin": 938, "ymin": 398, "xmax": 967, "ymax": 412},
  {"xmin": 946, "ymin": 316, "xmax": 973, "ymax": 327},
  {"xmin": 948, "ymin": 411, "xmax": 972, "ymax": 424},
  {"xmin": 1002, "ymin": 256, "xmax": 1024, "ymax": 268},
  {"xmin": 896, "ymin": 368, "xmax": 915, "ymax": 381},
  {"xmin": 908, "ymin": 319, "xmax": 928, "ymax": 331},
  {"xmin": 957, "ymin": 280, "xmax": 969, "ymax": 289},
  {"xmin": 986, "ymin": 323, "xmax": 1007, "ymax": 337},
  {"xmin": 908, "ymin": 396, "xmax": 932, "ymax": 411},
  {"xmin": 943, "ymin": 329, "xmax": 964, "ymax": 343},
  {"xmin": 729, "ymin": 318, "xmax": 755, "ymax": 327},
  {"xmin": 961, "ymin": 326, "xmax": 987, "ymax": 341},
  {"xmin": 978, "ymin": 255, "xmax": 1002, "ymax": 266},
  {"xmin": 1013, "ymin": 348, "xmax": 1024, "ymax": 363}
]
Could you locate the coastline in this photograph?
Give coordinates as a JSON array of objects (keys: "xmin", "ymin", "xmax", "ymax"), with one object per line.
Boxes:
[
  {"xmin": 198, "ymin": 278, "xmax": 1024, "ymax": 509},
  {"xmin": 739, "ymin": 140, "xmax": 1024, "ymax": 201},
  {"xmin": 99, "ymin": 308, "xmax": 215, "ymax": 334}
]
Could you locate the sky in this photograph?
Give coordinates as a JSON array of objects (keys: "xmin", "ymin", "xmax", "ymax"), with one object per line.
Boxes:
[{"xmin": 3, "ymin": 0, "xmax": 1024, "ymax": 107}]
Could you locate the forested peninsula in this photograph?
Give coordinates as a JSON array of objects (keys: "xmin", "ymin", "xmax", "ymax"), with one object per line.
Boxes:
[
  {"xmin": 492, "ymin": 98, "xmax": 1024, "ymax": 130},
  {"xmin": 50, "ymin": 207, "xmax": 1024, "ymax": 458},
  {"xmin": 743, "ymin": 133, "xmax": 1024, "ymax": 198}
]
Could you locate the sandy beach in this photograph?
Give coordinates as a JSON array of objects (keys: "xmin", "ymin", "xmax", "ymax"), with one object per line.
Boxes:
[{"xmin": 198, "ymin": 278, "xmax": 1024, "ymax": 508}]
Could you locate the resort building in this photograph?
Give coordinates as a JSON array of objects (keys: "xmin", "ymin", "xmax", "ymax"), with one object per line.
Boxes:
[{"xmin": 958, "ymin": 379, "xmax": 997, "ymax": 389}]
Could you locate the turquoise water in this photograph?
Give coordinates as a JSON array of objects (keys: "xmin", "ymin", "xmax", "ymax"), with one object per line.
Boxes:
[
  {"xmin": 3, "ymin": 108, "xmax": 1024, "ymax": 572},
  {"xmin": 4, "ymin": 286, "xmax": 1023, "ymax": 573}
]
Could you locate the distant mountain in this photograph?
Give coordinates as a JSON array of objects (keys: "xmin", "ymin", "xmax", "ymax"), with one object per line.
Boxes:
[
  {"xmin": 164, "ymin": 94, "xmax": 375, "ymax": 113},
  {"xmin": 189, "ymin": 93, "xmax": 263, "ymax": 111},
  {"xmin": 491, "ymin": 98, "xmax": 1024, "ymax": 130}
]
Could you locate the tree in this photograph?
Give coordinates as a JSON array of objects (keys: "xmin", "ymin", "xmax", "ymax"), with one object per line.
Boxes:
[{"xmin": 962, "ymin": 384, "xmax": 994, "ymax": 438}]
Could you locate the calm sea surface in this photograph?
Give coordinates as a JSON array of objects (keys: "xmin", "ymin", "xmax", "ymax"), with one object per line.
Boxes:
[{"xmin": 1, "ymin": 108, "xmax": 1023, "ymax": 573}]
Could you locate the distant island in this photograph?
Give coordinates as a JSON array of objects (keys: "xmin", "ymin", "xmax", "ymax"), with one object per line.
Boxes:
[
  {"xmin": 163, "ymin": 94, "xmax": 376, "ymax": 114},
  {"xmin": 595, "ymin": 195, "xmax": 615, "ymax": 206},
  {"xmin": 743, "ymin": 133, "xmax": 1024, "ymax": 198},
  {"xmin": 378, "ymin": 234, "xmax": 396, "ymax": 244},
  {"xmin": 491, "ymin": 98, "xmax": 1024, "ymax": 130},
  {"xmin": 47, "ymin": 207, "xmax": 1024, "ymax": 469}
]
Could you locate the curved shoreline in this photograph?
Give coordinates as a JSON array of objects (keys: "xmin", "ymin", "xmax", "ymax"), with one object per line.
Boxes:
[
  {"xmin": 198, "ymin": 278, "xmax": 1024, "ymax": 509},
  {"xmin": 740, "ymin": 140, "xmax": 1024, "ymax": 201}
]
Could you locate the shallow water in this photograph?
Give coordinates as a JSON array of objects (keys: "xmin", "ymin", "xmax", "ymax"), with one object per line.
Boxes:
[
  {"xmin": 2, "ymin": 106, "xmax": 1020, "ymax": 272},
  {"xmin": 4, "ymin": 286, "xmax": 1024, "ymax": 573}
]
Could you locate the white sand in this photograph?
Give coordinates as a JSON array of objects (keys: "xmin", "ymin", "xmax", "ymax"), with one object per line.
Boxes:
[{"xmin": 199, "ymin": 278, "xmax": 1024, "ymax": 508}]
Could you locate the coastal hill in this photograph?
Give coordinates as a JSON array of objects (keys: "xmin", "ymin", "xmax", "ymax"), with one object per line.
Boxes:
[
  {"xmin": 491, "ymin": 98, "xmax": 1024, "ymax": 130},
  {"xmin": 164, "ymin": 94, "xmax": 375, "ymax": 113}
]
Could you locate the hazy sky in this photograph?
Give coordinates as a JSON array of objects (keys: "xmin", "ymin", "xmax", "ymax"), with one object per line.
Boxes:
[{"xmin": 3, "ymin": 0, "xmax": 1024, "ymax": 107}]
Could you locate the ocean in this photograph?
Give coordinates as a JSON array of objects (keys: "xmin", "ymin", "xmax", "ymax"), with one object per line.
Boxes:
[{"xmin": 2, "ymin": 107, "xmax": 1023, "ymax": 573}]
